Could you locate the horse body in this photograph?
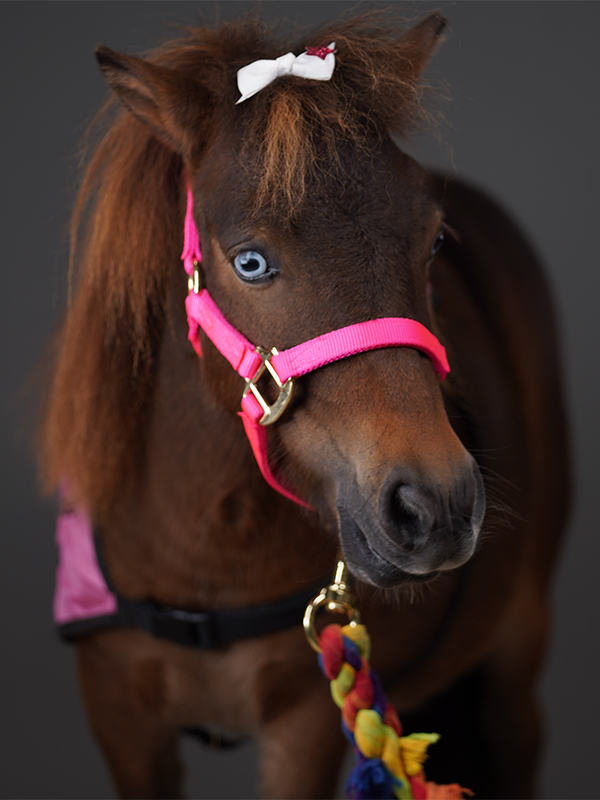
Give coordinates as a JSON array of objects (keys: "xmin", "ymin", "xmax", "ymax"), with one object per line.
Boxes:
[{"xmin": 43, "ymin": 13, "xmax": 569, "ymax": 799}]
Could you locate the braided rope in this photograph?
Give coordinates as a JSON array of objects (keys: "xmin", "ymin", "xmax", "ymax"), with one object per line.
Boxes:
[{"xmin": 318, "ymin": 623, "xmax": 472, "ymax": 800}]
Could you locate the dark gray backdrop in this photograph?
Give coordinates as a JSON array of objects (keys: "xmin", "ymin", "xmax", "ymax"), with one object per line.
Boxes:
[{"xmin": 1, "ymin": 2, "xmax": 598, "ymax": 798}]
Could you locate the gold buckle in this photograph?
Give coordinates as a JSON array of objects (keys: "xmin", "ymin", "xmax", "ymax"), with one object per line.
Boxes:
[
  {"xmin": 187, "ymin": 260, "xmax": 201, "ymax": 294},
  {"xmin": 242, "ymin": 346, "xmax": 295, "ymax": 426}
]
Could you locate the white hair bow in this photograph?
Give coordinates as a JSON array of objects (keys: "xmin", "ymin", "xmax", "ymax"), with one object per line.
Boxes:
[{"xmin": 236, "ymin": 44, "xmax": 336, "ymax": 104}]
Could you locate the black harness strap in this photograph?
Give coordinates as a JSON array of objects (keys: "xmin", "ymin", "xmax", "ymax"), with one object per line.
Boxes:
[
  {"xmin": 113, "ymin": 582, "xmax": 326, "ymax": 648},
  {"xmin": 57, "ymin": 533, "xmax": 327, "ymax": 649}
]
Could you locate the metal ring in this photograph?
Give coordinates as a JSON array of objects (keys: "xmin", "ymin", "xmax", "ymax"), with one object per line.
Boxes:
[{"xmin": 303, "ymin": 590, "xmax": 361, "ymax": 653}]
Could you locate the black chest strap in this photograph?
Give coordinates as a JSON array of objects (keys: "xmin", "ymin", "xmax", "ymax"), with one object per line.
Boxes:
[
  {"xmin": 58, "ymin": 533, "xmax": 327, "ymax": 649},
  {"xmin": 113, "ymin": 581, "xmax": 326, "ymax": 649}
]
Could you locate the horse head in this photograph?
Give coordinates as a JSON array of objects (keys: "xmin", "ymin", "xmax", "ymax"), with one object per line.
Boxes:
[{"xmin": 93, "ymin": 13, "xmax": 484, "ymax": 589}]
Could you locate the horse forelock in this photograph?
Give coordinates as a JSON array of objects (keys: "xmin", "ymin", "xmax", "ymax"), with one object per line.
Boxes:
[
  {"xmin": 40, "ymin": 11, "xmax": 441, "ymax": 515},
  {"xmin": 152, "ymin": 11, "xmax": 440, "ymax": 215},
  {"xmin": 235, "ymin": 13, "xmax": 441, "ymax": 217}
]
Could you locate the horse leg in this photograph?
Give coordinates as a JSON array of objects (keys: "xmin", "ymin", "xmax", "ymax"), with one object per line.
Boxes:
[
  {"xmin": 76, "ymin": 631, "xmax": 184, "ymax": 799},
  {"xmin": 399, "ymin": 667, "xmax": 493, "ymax": 794},
  {"xmin": 400, "ymin": 661, "xmax": 542, "ymax": 800},
  {"xmin": 475, "ymin": 576, "xmax": 550, "ymax": 799},
  {"xmin": 258, "ymin": 682, "xmax": 347, "ymax": 799},
  {"xmin": 397, "ymin": 579, "xmax": 548, "ymax": 799}
]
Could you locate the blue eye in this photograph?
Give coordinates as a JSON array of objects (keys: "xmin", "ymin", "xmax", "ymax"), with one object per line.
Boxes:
[{"xmin": 233, "ymin": 250, "xmax": 269, "ymax": 281}]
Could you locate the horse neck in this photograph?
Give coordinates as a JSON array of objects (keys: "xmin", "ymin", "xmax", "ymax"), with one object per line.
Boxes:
[{"xmin": 100, "ymin": 272, "xmax": 336, "ymax": 609}]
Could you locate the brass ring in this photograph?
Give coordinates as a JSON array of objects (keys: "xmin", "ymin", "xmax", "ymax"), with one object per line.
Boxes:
[{"xmin": 303, "ymin": 589, "xmax": 361, "ymax": 653}]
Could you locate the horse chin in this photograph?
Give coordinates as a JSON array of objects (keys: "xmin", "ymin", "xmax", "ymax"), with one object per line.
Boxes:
[{"xmin": 337, "ymin": 506, "xmax": 460, "ymax": 589}]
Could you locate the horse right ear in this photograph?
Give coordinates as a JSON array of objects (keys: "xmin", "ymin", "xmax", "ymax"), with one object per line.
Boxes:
[
  {"xmin": 396, "ymin": 12, "xmax": 447, "ymax": 82},
  {"xmin": 95, "ymin": 45, "xmax": 214, "ymax": 157}
]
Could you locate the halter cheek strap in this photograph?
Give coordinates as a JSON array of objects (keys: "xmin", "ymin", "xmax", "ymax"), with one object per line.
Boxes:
[{"xmin": 181, "ymin": 188, "xmax": 450, "ymax": 508}]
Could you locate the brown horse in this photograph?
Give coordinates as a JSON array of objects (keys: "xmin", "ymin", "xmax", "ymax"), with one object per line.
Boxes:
[{"xmin": 40, "ymin": 11, "xmax": 570, "ymax": 800}]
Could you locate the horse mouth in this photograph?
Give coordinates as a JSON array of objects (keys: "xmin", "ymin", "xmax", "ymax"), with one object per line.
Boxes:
[{"xmin": 336, "ymin": 506, "xmax": 440, "ymax": 588}]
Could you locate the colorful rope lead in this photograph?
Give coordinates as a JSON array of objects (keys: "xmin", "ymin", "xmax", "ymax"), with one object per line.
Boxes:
[{"xmin": 318, "ymin": 622, "xmax": 471, "ymax": 800}]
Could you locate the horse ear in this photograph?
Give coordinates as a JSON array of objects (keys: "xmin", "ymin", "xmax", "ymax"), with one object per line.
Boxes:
[
  {"xmin": 398, "ymin": 12, "xmax": 447, "ymax": 81},
  {"xmin": 95, "ymin": 45, "xmax": 213, "ymax": 156}
]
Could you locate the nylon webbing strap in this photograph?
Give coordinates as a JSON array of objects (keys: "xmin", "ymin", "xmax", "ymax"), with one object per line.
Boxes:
[
  {"xmin": 55, "ymin": 529, "xmax": 330, "ymax": 648},
  {"xmin": 114, "ymin": 582, "xmax": 328, "ymax": 648},
  {"xmin": 271, "ymin": 317, "xmax": 449, "ymax": 381}
]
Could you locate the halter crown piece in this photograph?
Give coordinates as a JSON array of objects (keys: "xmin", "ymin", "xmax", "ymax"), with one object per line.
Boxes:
[
  {"xmin": 182, "ymin": 189, "xmax": 450, "ymax": 508},
  {"xmin": 236, "ymin": 43, "xmax": 336, "ymax": 103}
]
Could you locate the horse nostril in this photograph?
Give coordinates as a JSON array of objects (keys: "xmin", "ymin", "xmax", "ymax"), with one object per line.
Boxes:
[{"xmin": 389, "ymin": 483, "xmax": 433, "ymax": 551}]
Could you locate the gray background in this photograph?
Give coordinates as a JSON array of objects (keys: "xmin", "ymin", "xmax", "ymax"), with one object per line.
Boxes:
[{"xmin": 1, "ymin": 1, "xmax": 598, "ymax": 798}]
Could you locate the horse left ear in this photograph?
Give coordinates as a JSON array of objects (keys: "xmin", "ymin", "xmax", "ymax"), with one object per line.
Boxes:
[
  {"xmin": 397, "ymin": 12, "xmax": 447, "ymax": 81},
  {"xmin": 95, "ymin": 45, "xmax": 214, "ymax": 157}
]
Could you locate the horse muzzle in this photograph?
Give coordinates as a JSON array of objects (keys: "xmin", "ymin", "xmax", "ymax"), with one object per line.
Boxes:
[{"xmin": 336, "ymin": 456, "xmax": 485, "ymax": 588}]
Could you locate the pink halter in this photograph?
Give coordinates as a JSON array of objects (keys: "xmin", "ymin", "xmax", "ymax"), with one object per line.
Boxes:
[{"xmin": 182, "ymin": 188, "xmax": 449, "ymax": 508}]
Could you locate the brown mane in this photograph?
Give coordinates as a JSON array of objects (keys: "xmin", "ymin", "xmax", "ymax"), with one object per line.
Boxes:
[{"xmin": 39, "ymin": 12, "xmax": 441, "ymax": 516}]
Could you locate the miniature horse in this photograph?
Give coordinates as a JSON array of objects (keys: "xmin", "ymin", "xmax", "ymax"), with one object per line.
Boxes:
[{"xmin": 41, "ymin": 12, "xmax": 570, "ymax": 799}]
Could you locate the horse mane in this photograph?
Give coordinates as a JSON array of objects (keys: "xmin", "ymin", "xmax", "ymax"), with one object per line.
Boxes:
[{"xmin": 39, "ymin": 12, "xmax": 440, "ymax": 517}]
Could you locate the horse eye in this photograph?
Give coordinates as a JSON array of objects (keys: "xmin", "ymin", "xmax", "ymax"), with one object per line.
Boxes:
[
  {"xmin": 233, "ymin": 250, "xmax": 270, "ymax": 281},
  {"xmin": 431, "ymin": 231, "xmax": 445, "ymax": 258}
]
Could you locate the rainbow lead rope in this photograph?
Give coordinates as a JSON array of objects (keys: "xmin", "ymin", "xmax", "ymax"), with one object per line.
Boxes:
[{"xmin": 304, "ymin": 563, "xmax": 472, "ymax": 800}]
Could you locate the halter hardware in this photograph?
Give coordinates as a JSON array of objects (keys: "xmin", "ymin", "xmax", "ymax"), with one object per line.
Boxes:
[
  {"xmin": 187, "ymin": 260, "xmax": 201, "ymax": 294},
  {"xmin": 242, "ymin": 346, "xmax": 295, "ymax": 426}
]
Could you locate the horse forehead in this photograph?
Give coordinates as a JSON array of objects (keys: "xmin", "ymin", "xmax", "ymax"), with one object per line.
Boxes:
[
  {"xmin": 300, "ymin": 156, "xmax": 436, "ymax": 236},
  {"xmin": 198, "ymin": 136, "xmax": 436, "ymax": 240}
]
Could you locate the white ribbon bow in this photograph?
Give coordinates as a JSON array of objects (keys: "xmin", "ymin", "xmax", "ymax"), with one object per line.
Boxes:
[{"xmin": 236, "ymin": 43, "xmax": 336, "ymax": 104}]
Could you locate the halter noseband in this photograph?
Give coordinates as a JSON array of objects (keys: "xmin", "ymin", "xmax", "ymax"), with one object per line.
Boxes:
[{"xmin": 182, "ymin": 188, "xmax": 450, "ymax": 508}]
